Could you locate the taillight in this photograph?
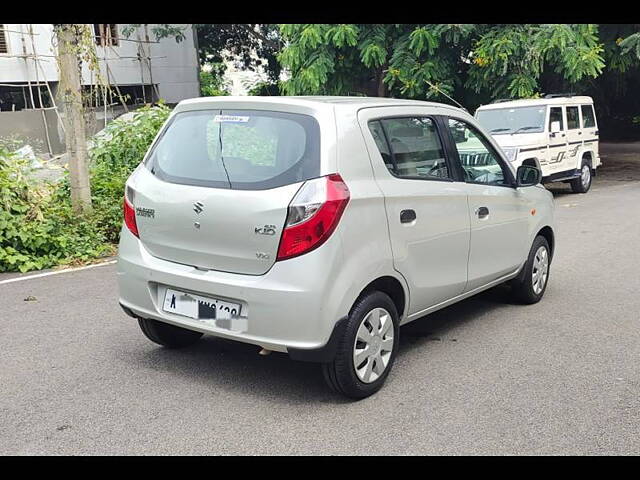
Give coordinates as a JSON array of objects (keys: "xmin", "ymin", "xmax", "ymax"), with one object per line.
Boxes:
[
  {"xmin": 123, "ymin": 185, "xmax": 139, "ymax": 238},
  {"xmin": 277, "ymin": 174, "xmax": 350, "ymax": 261}
]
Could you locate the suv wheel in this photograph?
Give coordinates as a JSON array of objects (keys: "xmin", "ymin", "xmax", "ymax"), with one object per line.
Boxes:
[
  {"xmin": 570, "ymin": 160, "xmax": 592, "ymax": 193},
  {"xmin": 510, "ymin": 235, "xmax": 551, "ymax": 304},
  {"xmin": 138, "ymin": 318, "xmax": 203, "ymax": 348},
  {"xmin": 322, "ymin": 291, "xmax": 399, "ymax": 399}
]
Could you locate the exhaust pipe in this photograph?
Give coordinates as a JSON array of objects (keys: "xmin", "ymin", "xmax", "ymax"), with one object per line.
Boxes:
[{"xmin": 258, "ymin": 348, "xmax": 272, "ymax": 356}]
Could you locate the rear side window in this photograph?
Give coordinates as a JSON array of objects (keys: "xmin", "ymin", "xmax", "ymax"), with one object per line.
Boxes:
[
  {"xmin": 566, "ymin": 106, "xmax": 580, "ymax": 130},
  {"xmin": 549, "ymin": 107, "xmax": 564, "ymax": 131},
  {"xmin": 581, "ymin": 105, "xmax": 596, "ymax": 128},
  {"xmin": 147, "ymin": 110, "xmax": 320, "ymax": 190},
  {"xmin": 368, "ymin": 117, "xmax": 450, "ymax": 180}
]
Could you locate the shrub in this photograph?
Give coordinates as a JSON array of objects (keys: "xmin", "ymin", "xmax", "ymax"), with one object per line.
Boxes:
[{"xmin": 0, "ymin": 104, "xmax": 171, "ymax": 272}]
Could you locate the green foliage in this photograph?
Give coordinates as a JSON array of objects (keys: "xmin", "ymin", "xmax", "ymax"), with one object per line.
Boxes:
[
  {"xmin": 278, "ymin": 24, "xmax": 615, "ymax": 101},
  {"xmin": 0, "ymin": 148, "xmax": 111, "ymax": 272},
  {"xmin": 0, "ymin": 104, "xmax": 171, "ymax": 272},
  {"xmin": 199, "ymin": 65, "xmax": 229, "ymax": 97}
]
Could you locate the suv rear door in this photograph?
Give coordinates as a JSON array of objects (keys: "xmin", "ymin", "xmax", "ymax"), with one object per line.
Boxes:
[
  {"xmin": 358, "ymin": 107, "xmax": 470, "ymax": 315},
  {"xmin": 564, "ymin": 105, "xmax": 583, "ymax": 173},
  {"xmin": 129, "ymin": 108, "xmax": 322, "ymax": 275},
  {"xmin": 581, "ymin": 104, "xmax": 599, "ymax": 161},
  {"xmin": 546, "ymin": 105, "xmax": 568, "ymax": 175}
]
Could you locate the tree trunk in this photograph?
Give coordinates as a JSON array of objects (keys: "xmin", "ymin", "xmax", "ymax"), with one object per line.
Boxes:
[
  {"xmin": 377, "ymin": 66, "xmax": 387, "ymax": 97},
  {"xmin": 56, "ymin": 24, "xmax": 92, "ymax": 214}
]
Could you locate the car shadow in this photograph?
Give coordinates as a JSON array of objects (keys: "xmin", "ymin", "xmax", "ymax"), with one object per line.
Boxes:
[
  {"xmin": 397, "ymin": 284, "xmax": 514, "ymax": 356},
  {"xmin": 123, "ymin": 284, "xmax": 517, "ymax": 404}
]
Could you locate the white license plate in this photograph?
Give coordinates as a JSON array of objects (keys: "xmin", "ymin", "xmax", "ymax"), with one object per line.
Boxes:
[{"xmin": 162, "ymin": 288, "xmax": 241, "ymax": 321}]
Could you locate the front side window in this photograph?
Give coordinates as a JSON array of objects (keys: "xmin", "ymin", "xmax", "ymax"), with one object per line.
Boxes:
[
  {"xmin": 549, "ymin": 107, "xmax": 564, "ymax": 131},
  {"xmin": 447, "ymin": 118, "xmax": 510, "ymax": 186},
  {"xmin": 147, "ymin": 109, "xmax": 320, "ymax": 190},
  {"xmin": 368, "ymin": 117, "xmax": 450, "ymax": 180},
  {"xmin": 581, "ymin": 105, "xmax": 596, "ymax": 128},
  {"xmin": 566, "ymin": 106, "xmax": 580, "ymax": 130},
  {"xmin": 475, "ymin": 106, "xmax": 546, "ymax": 135}
]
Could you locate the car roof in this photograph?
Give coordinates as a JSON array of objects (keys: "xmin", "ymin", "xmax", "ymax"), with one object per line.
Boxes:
[
  {"xmin": 476, "ymin": 96, "xmax": 594, "ymax": 111},
  {"xmin": 175, "ymin": 95, "xmax": 465, "ymax": 115}
]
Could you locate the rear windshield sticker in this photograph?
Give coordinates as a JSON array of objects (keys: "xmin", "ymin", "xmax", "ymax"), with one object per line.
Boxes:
[{"xmin": 213, "ymin": 115, "xmax": 250, "ymax": 123}]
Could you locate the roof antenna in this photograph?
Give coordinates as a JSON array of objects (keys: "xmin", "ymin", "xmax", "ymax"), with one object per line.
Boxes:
[{"xmin": 425, "ymin": 80, "xmax": 467, "ymax": 112}]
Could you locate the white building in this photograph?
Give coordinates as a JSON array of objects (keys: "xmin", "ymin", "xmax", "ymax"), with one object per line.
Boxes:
[{"xmin": 0, "ymin": 24, "xmax": 200, "ymax": 154}]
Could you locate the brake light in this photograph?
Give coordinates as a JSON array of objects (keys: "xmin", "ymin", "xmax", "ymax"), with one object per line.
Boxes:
[
  {"xmin": 277, "ymin": 174, "xmax": 350, "ymax": 261},
  {"xmin": 123, "ymin": 185, "xmax": 139, "ymax": 238}
]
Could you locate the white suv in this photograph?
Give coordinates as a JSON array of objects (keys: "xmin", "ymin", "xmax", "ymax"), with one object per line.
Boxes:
[
  {"xmin": 118, "ymin": 96, "xmax": 555, "ymax": 399},
  {"xmin": 475, "ymin": 95, "xmax": 601, "ymax": 193}
]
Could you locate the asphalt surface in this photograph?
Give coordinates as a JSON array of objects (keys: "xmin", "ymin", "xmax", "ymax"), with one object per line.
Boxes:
[{"xmin": 2, "ymin": 144, "xmax": 640, "ymax": 455}]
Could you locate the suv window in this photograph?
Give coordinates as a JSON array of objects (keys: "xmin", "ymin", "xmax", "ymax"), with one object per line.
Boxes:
[
  {"xmin": 581, "ymin": 105, "xmax": 596, "ymax": 128},
  {"xmin": 549, "ymin": 107, "xmax": 564, "ymax": 131},
  {"xmin": 566, "ymin": 106, "xmax": 580, "ymax": 130},
  {"xmin": 369, "ymin": 117, "xmax": 450, "ymax": 180},
  {"xmin": 147, "ymin": 109, "xmax": 320, "ymax": 190},
  {"xmin": 446, "ymin": 118, "xmax": 510, "ymax": 186}
]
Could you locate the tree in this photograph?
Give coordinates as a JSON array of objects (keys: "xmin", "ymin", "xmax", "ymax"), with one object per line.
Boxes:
[
  {"xmin": 277, "ymin": 24, "xmax": 616, "ymax": 103},
  {"xmin": 195, "ymin": 24, "xmax": 282, "ymax": 84},
  {"xmin": 54, "ymin": 24, "xmax": 95, "ymax": 214}
]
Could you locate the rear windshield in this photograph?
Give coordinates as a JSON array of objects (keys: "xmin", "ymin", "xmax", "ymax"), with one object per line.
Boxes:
[{"xmin": 146, "ymin": 109, "xmax": 321, "ymax": 190}]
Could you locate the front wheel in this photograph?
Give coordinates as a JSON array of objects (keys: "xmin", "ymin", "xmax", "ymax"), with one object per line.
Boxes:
[
  {"xmin": 570, "ymin": 161, "xmax": 592, "ymax": 193},
  {"xmin": 322, "ymin": 291, "xmax": 400, "ymax": 399},
  {"xmin": 510, "ymin": 235, "xmax": 551, "ymax": 304}
]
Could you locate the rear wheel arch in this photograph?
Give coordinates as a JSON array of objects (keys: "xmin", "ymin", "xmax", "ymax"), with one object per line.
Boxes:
[
  {"xmin": 581, "ymin": 151, "xmax": 594, "ymax": 169},
  {"xmin": 358, "ymin": 275, "xmax": 407, "ymax": 320}
]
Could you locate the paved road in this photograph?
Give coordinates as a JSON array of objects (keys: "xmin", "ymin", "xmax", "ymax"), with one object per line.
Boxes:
[{"xmin": 2, "ymin": 149, "xmax": 640, "ymax": 455}]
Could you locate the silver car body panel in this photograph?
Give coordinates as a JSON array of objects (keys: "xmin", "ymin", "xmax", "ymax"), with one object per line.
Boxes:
[{"xmin": 118, "ymin": 96, "xmax": 554, "ymax": 354}]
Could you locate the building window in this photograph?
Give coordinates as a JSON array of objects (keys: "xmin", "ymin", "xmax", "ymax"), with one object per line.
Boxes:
[
  {"xmin": 0, "ymin": 25, "xmax": 8, "ymax": 54},
  {"xmin": 94, "ymin": 24, "xmax": 119, "ymax": 47}
]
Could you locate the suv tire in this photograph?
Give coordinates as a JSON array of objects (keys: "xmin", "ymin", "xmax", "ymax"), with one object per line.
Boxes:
[
  {"xmin": 570, "ymin": 159, "xmax": 592, "ymax": 193},
  {"xmin": 510, "ymin": 235, "xmax": 551, "ymax": 304},
  {"xmin": 322, "ymin": 291, "xmax": 400, "ymax": 399},
  {"xmin": 138, "ymin": 318, "xmax": 203, "ymax": 348}
]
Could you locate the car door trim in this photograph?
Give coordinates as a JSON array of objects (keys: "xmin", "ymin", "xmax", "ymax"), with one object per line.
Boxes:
[{"xmin": 404, "ymin": 266, "xmax": 522, "ymax": 323}]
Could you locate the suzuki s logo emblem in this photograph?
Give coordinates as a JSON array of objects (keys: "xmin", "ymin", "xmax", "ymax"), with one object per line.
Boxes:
[{"xmin": 193, "ymin": 201, "xmax": 204, "ymax": 214}]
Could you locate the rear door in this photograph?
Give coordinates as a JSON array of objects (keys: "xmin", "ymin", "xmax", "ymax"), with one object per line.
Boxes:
[
  {"xmin": 442, "ymin": 116, "xmax": 531, "ymax": 290},
  {"xmin": 359, "ymin": 108, "xmax": 470, "ymax": 315},
  {"xmin": 545, "ymin": 106, "xmax": 568, "ymax": 174},
  {"xmin": 564, "ymin": 105, "xmax": 583, "ymax": 172},
  {"xmin": 581, "ymin": 104, "xmax": 599, "ymax": 161},
  {"xmin": 131, "ymin": 108, "xmax": 321, "ymax": 275}
]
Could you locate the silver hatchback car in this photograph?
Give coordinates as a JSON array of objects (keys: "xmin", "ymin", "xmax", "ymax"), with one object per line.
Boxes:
[{"xmin": 118, "ymin": 96, "xmax": 555, "ymax": 399}]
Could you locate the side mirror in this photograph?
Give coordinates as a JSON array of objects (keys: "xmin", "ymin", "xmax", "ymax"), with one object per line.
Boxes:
[
  {"xmin": 516, "ymin": 164, "xmax": 542, "ymax": 187},
  {"xmin": 550, "ymin": 121, "xmax": 561, "ymax": 134}
]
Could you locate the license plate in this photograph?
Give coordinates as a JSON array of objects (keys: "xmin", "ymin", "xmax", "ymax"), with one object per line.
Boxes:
[{"xmin": 162, "ymin": 288, "xmax": 241, "ymax": 321}]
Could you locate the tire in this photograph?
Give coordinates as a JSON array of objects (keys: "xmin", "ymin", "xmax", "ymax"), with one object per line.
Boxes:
[
  {"xmin": 570, "ymin": 160, "xmax": 592, "ymax": 193},
  {"xmin": 322, "ymin": 291, "xmax": 400, "ymax": 399},
  {"xmin": 510, "ymin": 235, "xmax": 551, "ymax": 304},
  {"xmin": 138, "ymin": 318, "xmax": 203, "ymax": 348}
]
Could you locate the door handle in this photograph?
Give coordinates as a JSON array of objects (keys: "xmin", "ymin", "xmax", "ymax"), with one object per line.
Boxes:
[
  {"xmin": 578, "ymin": 131, "xmax": 582, "ymax": 135},
  {"xmin": 400, "ymin": 209, "xmax": 416, "ymax": 224},
  {"xmin": 476, "ymin": 206, "xmax": 489, "ymax": 219}
]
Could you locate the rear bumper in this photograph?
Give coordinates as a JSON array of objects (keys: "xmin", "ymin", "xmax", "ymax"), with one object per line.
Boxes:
[{"xmin": 117, "ymin": 226, "xmax": 346, "ymax": 358}]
